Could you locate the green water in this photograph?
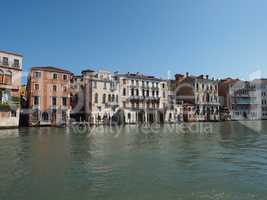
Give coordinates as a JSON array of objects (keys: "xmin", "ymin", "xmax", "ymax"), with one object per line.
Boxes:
[{"xmin": 1, "ymin": 121, "xmax": 267, "ymax": 200}]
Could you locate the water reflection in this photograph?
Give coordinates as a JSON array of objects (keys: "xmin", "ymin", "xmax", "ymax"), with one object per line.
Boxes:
[{"xmin": 1, "ymin": 121, "xmax": 267, "ymax": 199}]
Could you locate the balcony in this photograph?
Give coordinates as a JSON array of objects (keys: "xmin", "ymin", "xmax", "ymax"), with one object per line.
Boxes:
[
  {"xmin": 145, "ymin": 96, "xmax": 160, "ymax": 101},
  {"xmin": 0, "ymin": 61, "xmax": 9, "ymax": 67},
  {"xmin": 105, "ymin": 101, "xmax": 119, "ymax": 107},
  {"xmin": 12, "ymin": 63, "xmax": 20, "ymax": 68},
  {"xmin": 128, "ymin": 96, "xmax": 160, "ymax": 101},
  {"xmin": 128, "ymin": 96, "xmax": 145, "ymax": 100},
  {"xmin": 0, "ymin": 96, "xmax": 20, "ymax": 111}
]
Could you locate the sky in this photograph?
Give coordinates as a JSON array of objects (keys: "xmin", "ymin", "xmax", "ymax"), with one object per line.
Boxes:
[{"xmin": 1, "ymin": 0, "xmax": 267, "ymax": 83}]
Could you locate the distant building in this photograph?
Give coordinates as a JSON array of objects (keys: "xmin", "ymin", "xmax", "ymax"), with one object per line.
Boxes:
[
  {"xmin": 229, "ymin": 79, "xmax": 267, "ymax": 121},
  {"xmin": 229, "ymin": 80, "xmax": 260, "ymax": 120},
  {"xmin": 0, "ymin": 51, "xmax": 23, "ymax": 128},
  {"xmin": 70, "ymin": 75, "xmax": 85, "ymax": 121},
  {"xmin": 259, "ymin": 79, "xmax": 267, "ymax": 120},
  {"xmin": 218, "ymin": 78, "xmax": 240, "ymax": 120},
  {"xmin": 175, "ymin": 73, "xmax": 220, "ymax": 121},
  {"xmin": 73, "ymin": 69, "xmax": 119, "ymax": 124},
  {"xmin": 26, "ymin": 66, "xmax": 73, "ymax": 126},
  {"xmin": 115, "ymin": 72, "xmax": 168, "ymax": 124},
  {"xmin": 164, "ymin": 79, "xmax": 183, "ymax": 123}
]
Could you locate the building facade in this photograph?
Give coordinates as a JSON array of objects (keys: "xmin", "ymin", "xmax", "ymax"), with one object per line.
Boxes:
[
  {"xmin": 27, "ymin": 67, "xmax": 73, "ymax": 126},
  {"xmin": 115, "ymin": 73, "xmax": 168, "ymax": 124},
  {"xmin": 163, "ymin": 79, "xmax": 183, "ymax": 123},
  {"xmin": 75, "ymin": 69, "xmax": 119, "ymax": 124},
  {"xmin": 218, "ymin": 78, "xmax": 240, "ymax": 120},
  {"xmin": 175, "ymin": 73, "xmax": 220, "ymax": 122},
  {"xmin": 229, "ymin": 79, "xmax": 267, "ymax": 121},
  {"xmin": 260, "ymin": 80, "xmax": 267, "ymax": 120},
  {"xmin": 0, "ymin": 51, "xmax": 22, "ymax": 128}
]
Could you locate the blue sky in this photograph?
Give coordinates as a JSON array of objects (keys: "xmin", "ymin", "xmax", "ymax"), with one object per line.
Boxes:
[{"xmin": 1, "ymin": 0, "xmax": 267, "ymax": 82}]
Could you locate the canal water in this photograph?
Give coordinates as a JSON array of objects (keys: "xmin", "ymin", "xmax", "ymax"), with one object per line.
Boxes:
[{"xmin": 1, "ymin": 121, "xmax": 267, "ymax": 200}]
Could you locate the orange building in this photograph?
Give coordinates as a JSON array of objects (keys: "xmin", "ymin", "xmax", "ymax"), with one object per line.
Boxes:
[{"xmin": 27, "ymin": 66, "xmax": 73, "ymax": 126}]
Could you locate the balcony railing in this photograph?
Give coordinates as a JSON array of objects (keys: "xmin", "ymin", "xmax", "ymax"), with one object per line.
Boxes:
[
  {"xmin": 105, "ymin": 101, "xmax": 119, "ymax": 107},
  {"xmin": 128, "ymin": 96, "xmax": 160, "ymax": 101},
  {"xmin": 0, "ymin": 62, "xmax": 21, "ymax": 69},
  {"xmin": 0, "ymin": 61, "xmax": 9, "ymax": 66}
]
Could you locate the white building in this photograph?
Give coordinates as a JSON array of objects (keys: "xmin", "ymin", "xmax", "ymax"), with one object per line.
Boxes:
[
  {"xmin": 115, "ymin": 73, "xmax": 168, "ymax": 124},
  {"xmin": 229, "ymin": 79, "xmax": 267, "ymax": 121},
  {"xmin": 175, "ymin": 73, "xmax": 220, "ymax": 122},
  {"xmin": 74, "ymin": 69, "xmax": 119, "ymax": 124},
  {"xmin": 163, "ymin": 79, "xmax": 183, "ymax": 123},
  {"xmin": 0, "ymin": 51, "xmax": 23, "ymax": 128}
]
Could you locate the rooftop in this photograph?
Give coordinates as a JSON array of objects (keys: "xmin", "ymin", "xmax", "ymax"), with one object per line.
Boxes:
[
  {"xmin": 31, "ymin": 66, "xmax": 73, "ymax": 74},
  {"xmin": 117, "ymin": 72, "xmax": 162, "ymax": 81},
  {"xmin": 81, "ymin": 69, "xmax": 95, "ymax": 74},
  {"xmin": 0, "ymin": 50, "xmax": 23, "ymax": 57}
]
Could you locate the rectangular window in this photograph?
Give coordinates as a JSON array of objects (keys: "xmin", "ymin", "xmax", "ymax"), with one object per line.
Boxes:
[
  {"xmin": 52, "ymin": 97, "xmax": 57, "ymax": 106},
  {"xmin": 13, "ymin": 59, "xmax": 20, "ymax": 68},
  {"xmin": 93, "ymin": 81, "xmax": 97, "ymax": 88},
  {"xmin": 34, "ymin": 96, "xmax": 39, "ymax": 105},
  {"xmin": 53, "ymin": 73, "xmax": 58, "ymax": 80},
  {"xmin": 34, "ymin": 84, "xmax": 39, "ymax": 90},
  {"xmin": 34, "ymin": 72, "xmax": 41, "ymax": 79},
  {"xmin": 104, "ymin": 82, "xmax": 107, "ymax": 89},
  {"xmin": 63, "ymin": 74, "xmax": 67, "ymax": 80},
  {"xmin": 53, "ymin": 85, "xmax": 57, "ymax": 92},
  {"xmin": 62, "ymin": 97, "xmax": 67, "ymax": 106},
  {"xmin": 3, "ymin": 57, "xmax": 8, "ymax": 65},
  {"xmin": 63, "ymin": 86, "xmax": 67, "ymax": 92}
]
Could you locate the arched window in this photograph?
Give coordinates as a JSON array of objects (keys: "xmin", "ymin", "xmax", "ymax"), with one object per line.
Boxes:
[
  {"xmin": 123, "ymin": 88, "xmax": 126, "ymax": 96},
  {"xmin": 112, "ymin": 94, "xmax": 115, "ymax": 102},
  {"xmin": 0, "ymin": 69, "xmax": 3, "ymax": 84},
  {"xmin": 108, "ymin": 94, "xmax": 111, "ymax": 102},
  {"xmin": 4, "ymin": 71, "xmax": 12, "ymax": 85},
  {"xmin": 136, "ymin": 89, "xmax": 139, "ymax": 96},
  {"xmin": 95, "ymin": 93, "xmax": 98, "ymax": 103},
  {"xmin": 102, "ymin": 94, "xmax": 106, "ymax": 103}
]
